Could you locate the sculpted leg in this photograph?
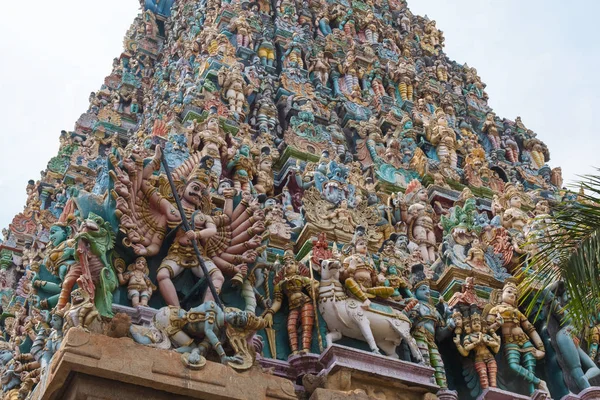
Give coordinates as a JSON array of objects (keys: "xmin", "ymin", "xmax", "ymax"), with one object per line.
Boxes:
[
  {"xmin": 344, "ymin": 278, "xmax": 371, "ymax": 309},
  {"xmin": 356, "ymin": 317, "xmax": 379, "ymax": 354},
  {"xmin": 487, "ymin": 358, "xmax": 498, "ymax": 388},
  {"xmin": 240, "ymin": 279, "xmax": 256, "ymax": 313},
  {"xmin": 392, "ymin": 322, "xmax": 423, "ymax": 363},
  {"xmin": 429, "ymin": 344, "xmax": 447, "ymax": 388},
  {"xmin": 326, "ymin": 331, "xmax": 342, "ymax": 347},
  {"xmin": 58, "ymin": 270, "xmax": 80, "ymax": 309},
  {"xmin": 474, "ymin": 361, "xmax": 489, "ymax": 389},
  {"xmin": 288, "ymin": 309, "xmax": 300, "ymax": 354},
  {"xmin": 300, "ymin": 302, "xmax": 315, "ymax": 353},
  {"xmin": 157, "ymin": 262, "xmax": 182, "ymax": 307},
  {"xmin": 505, "ymin": 345, "xmax": 540, "ymax": 394},
  {"xmin": 556, "ymin": 328, "xmax": 589, "ymax": 391},
  {"xmin": 191, "ymin": 262, "xmax": 224, "ymax": 303}
]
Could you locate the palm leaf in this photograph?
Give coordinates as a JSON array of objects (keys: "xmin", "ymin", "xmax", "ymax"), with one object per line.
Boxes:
[{"xmin": 519, "ymin": 171, "xmax": 600, "ymax": 331}]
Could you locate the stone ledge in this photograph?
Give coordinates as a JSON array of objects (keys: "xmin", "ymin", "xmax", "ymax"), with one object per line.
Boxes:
[
  {"xmin": 309, "ymin": 388, "xmax": 378, "ymax": 400},
  {"xmin": 561, "ymin": 386, "xmax": 600, "ymax": 400},
  {"xmin": 477, "ymin": 387, "xmax": 532, "ymax": 400},
  {"xmin": 318, "ymin": 344, "xmax": 439, "ymax": 394},
  {"xmin": 33, "ymin": 327, "xmax": 297, "ymax": 400}
]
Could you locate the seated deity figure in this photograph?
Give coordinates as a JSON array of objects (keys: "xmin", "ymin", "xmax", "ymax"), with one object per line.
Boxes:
[{"xmin": 341, "ymin": 228, "xmax": 394, "ymax": 309}]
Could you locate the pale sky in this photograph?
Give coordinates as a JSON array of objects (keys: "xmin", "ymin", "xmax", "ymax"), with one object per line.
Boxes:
[{"xmin": 0, "ymin": 0, "xmax": 597, "ymax": 230}]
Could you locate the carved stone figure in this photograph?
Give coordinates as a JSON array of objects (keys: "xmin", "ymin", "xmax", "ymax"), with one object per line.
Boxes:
[
  {"xmin": 453, "ymin": 312, "xmax": 500, "ymax": 389},
  {"xmin": 217, "ymin": 63, "xmax": 254, "ymax": 116},
  {"xmin": 402, "ymin": 180, "xmax": 437, "ymax": 264},
  {"xmin": 132, "ymin": 301, "xmax": 265, "ymax": 370},
  {"xmin": 486, "ymin": 281, "xmax": 548, "ymax": 394},
  {"xmin": 318, "ymin": 260, "xmax": 422, "ymax": 360},
  {"xmin": 116, "ymin": 257, "xmax": 156, "ymax": 307},
  {"xmin": 263, "ymin": 250, "xmax": 318, "ymax": 356},
  {"xmin": 405, "ymin": 282, "xmax": 454, "ymax": 388},
  {"xmin": 62, "ymin": 284, "xmax": 100, "ymax": 332},
  {"xmin": 341, "ymin": 231, "xmax": 394, "ymax": 309}
]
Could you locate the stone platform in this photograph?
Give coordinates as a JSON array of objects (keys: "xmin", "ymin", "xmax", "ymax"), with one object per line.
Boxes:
[
  {"xmin": 31, "ymin": 328, "xmax": 297, "ymax": 400},
  {"xmin": 317, "ymin": 344, "xmax": 440, "ymax": 398},
  {"xmin": 30, "ymin": 325, "xmax": 600, "ymax": 400}
]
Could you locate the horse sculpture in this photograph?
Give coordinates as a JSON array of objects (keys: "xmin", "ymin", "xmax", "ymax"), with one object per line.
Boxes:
[{"xmin": 318, "ymin": 259, "xmax": 423, "ymax": 362}]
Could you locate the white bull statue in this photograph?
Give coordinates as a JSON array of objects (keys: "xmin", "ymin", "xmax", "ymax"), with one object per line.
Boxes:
[{"xmin": 318, "ymin": 259, "xmax": 423, "ymax": 362}]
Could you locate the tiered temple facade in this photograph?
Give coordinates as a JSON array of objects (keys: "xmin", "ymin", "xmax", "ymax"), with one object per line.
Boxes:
[{"xmin": 1, "ymin": 0, "xmax": 599, "ymax": 399}]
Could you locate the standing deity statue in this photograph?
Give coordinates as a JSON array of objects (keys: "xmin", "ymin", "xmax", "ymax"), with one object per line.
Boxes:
[
  {"xmin": 429, "ymin": 109, "xmax": 460, "ymax": 169},
  {"xmin": 227, "ymin": 141, "xmax": 257, "ymax": 192},
  {"xmin": 283, "ymin": 35, "xmax": 305, "ymax": 69},
  {"xmin": 218, "ymin": 63, "xmax": 254, "ymax": 116},
  {"xmin": 378, "ymin": 238, "xmax": 411, "ymax": 298},
  {"xmin": 253, "ymin": 86, "xmax": 278, "ymax": 135},
  {"xmin": 362, "ymin": 11, "xmax": 381, "ymax": 44},
  {"xmin": 486, "ymin": 281, "xmax": 548, "ymax": 394},
  {"xmin": 453, "ymin": 312, "xmax": 501, "ymax": 389},
  {"xmin": 116, "ymin": 257, "xmax": 156, "ymax": 307},
  {"xmin": 501, "ymin": 128, "xmax": 520, "ymax": 163},
  {"xmin": 254, "ymin": 148, "xmax": 275, "ymax": 196},
  {"xmin": 390, "ymin": 57, "xmax": 417, "ymax": 102},
  {"xmin": 256, "ymin": 34, "xmax": 276, "ymax": 67},
  {"xmin": 482, "ymin": 113, "xmax": 501, "ymax": 150},
  {"xmin": 229, "ymin": 14, "xmax": 253, "ymax": 48},
  {"xmin": 401, "ymin": 180, "xmax": 437, "ymax": 264},
  {"xmin": 500, "ymin": 184, "xmax": 530, "ymax": 232},
  {"xmin": 263, "ymin": 250, "xmax": 319, "ymax": 356},
  {"xmin": 191, "ymin": 113, "xmax": 231, "ymax": 179},
  {"xmin": 405, "ymin": 282, "xmax": 454, "ymax": 388},
  {"xmin": 522, "ymin": 138, "xmax": 549, "ymax": 170},
  {"xmin": 339, "ymin": 49, "xmax": 360, "ymax": 95},
  {"xmin": 308, "ymin": 51, "xmax": 331, "ymax": 87}
]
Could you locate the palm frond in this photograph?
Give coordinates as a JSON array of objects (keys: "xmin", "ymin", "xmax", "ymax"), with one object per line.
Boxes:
[{"xmin": 519, "ymin": 171, "xmax": 600, "ymax": 331}]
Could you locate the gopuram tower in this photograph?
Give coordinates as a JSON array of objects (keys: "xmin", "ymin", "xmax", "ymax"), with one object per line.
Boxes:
[{"xmin": 1, "ymin": 0, "xmax": 599, "ymax": 399}]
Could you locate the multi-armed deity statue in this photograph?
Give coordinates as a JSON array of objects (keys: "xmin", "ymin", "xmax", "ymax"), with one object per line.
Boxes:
[{"xmin": 1, "ymin": 0, "xmax": 596, "ymax": 399}]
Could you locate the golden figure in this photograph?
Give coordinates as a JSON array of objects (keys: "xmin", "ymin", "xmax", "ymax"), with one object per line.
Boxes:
[
  {"xmin": 486, "ymin": 281, "xmax": 548, "ymax": 393},
  {"xmin": 341, "ymin": 231, "xmax": 394, "ymax": 309}
]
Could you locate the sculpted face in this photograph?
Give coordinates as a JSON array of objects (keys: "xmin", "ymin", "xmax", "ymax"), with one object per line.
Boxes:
[
  {"xmin": 383, "ymin": 240, "xmax": 394, "ymax": 254},
  {"xmin": 50, "ymin": 314, "xmax": 63, "ymax": 330},
  {"xmin": 71, "ymin": 288, "xmax": 85, "ymax": 305},
  {"xmin": 502, "ymin": 284, "xmax": 518, "ymax": 305},
  {"xmin": 509, "ymin": 195, "xmax": 521, "ymax": 209},
  {"xmin": 355, "ymin": 239, "xmax": 367, "ymax": 254},
  {"xmin": 207, "ymin": 117, "xmax": 219, "ymax": 131},
  {"xmin": 49, "ymin": 226, "xmax": 68, "ymax": 246},
  {"xmin": 184, "ymin": 180, "xmax": 207, "ymax": 207},
  {"xmin": 395, "ymin": 235, "xmax": 409, "ymax": 251},
  {"xmin": 135, "ymin": 257, "xmax": 147, "ymax": 271},
  {"xmin": 225, "ymin": 311, "xmax": 248, "ymax": 328},
  {"xmin": 285, "ymin": 260, "xmax": 298, "ymax": 276},
  {"xmin": 217, "ymin": 180, "xmax": 232, "ymax": 195},
  {"xmin": 415, "ymin": 284, "xmax": 430, "ymax": 302},
  {"xmin": 260, "ymin": 159, "xmax": 272, "ymax": 171}
]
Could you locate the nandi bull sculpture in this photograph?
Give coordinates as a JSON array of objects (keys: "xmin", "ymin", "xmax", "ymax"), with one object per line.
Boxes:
[{"xmin": 318, "ymin": 259, "xmax": 423, "ymax": 361}]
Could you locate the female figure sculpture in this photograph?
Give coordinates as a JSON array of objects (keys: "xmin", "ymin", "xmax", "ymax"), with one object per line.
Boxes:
[{"xmin": 486, "ymin": 281, "xmax": 548, "ymax": 394}]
